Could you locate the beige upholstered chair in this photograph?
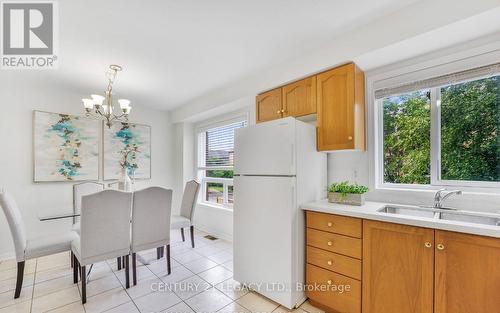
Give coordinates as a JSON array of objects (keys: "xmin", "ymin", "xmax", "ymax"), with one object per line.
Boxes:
[
  {"xmin": 0, "ymin": 189, "xmax": 77, "ymax": 299},
  {"xmin": 71, "ymin": 190, "xmax": 132, "ymax": 303},
  {"xmin": 71, "ymin": 182, "xmax": 109, "ymax": 268},
  {"xmin": 131, "ymin": 187, "xmax": 173, "ymax": 285},
  {"xmin": 171, "ymin": 180, "xmax": 200, "ymax": 248}
]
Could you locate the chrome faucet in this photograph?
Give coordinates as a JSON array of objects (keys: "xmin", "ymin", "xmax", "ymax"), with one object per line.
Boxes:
[{"xmin": 433, "ymin": 188, "xmax": 462, "ymax": 209}]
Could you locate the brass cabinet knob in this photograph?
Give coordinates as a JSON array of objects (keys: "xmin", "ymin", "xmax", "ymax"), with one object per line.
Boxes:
[
  {"xmin": 327, "ymin": 222, "xmax": 333, "ymax": 227},
  {"xmin": 425, "ymin": 242, "xmax": 432, "ymax": 248},
  {"xmin": 276, "ymin": 110, "xmax": 281, "ymax": 114},
  {"xmin": 327, "ymin": 260, "xmax": 333, "ymax": 266},
  {"xmin": 437, "ymin": 244, "xmax": 445, "ymax": 251},
  {"xmin": 348, "ymin": 136, "xmax": 353, "ymax": 140},
  {"xmin": 281, "ymin": 109, "xmax": 286, "ymax": 113},
  {"xmin": 327, "ymin": 241, "xmax": 333, "ymax": 246},
  {"xmin": 327, "ymin": 280, "xmax": 332, "ymax": 285}
]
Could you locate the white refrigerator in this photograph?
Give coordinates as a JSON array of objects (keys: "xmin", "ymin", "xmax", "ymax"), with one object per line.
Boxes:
[{"xmin": 233, "ymin": 117, "xmax": 327, "ymax": 309}]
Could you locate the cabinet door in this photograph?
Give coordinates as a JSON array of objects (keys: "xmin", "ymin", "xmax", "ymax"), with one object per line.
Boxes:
[
  {"xmin": 435, "ymin": 231, "xmax": 500, "ymax": 313},
  {"xmin": 282, "ymin": 76, "xmax": 316, "ymax": 117},
  {"xmin": 316, "ymin": 63, "xmax": 365, "ymax": 151},
  {"xmin": 256, "ymin": 88, "xmax": 282, "ymax": 123},
  {"xmin": 363, "ymin": 220, "xmax": 434, "ymax": 313}
]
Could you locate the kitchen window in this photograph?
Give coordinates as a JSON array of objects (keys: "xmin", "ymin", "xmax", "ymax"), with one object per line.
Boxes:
[
  {"xmin": 197, "ymin": 118, "xmax": 247, "ymax": 208},
  {"xmin": 376, "ymin": 63, "xmax": 500, "ymax": 188}
]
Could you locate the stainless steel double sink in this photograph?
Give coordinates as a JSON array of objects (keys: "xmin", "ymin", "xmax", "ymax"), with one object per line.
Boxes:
[{"xmin": 377, "ymin": 204, "xmax": 500, "ymax": 226}]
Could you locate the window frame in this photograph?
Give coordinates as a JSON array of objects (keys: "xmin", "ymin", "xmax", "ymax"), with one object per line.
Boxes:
[
  {"xmin": 195, "ymin": 114, "xmax": 248, "ymax": 209},
  {"xmin": 377, "ymin": 74, "xmax": 500, "ymax": 189}
]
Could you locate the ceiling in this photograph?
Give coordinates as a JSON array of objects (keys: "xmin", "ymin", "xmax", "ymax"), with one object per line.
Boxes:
[{"xmin": 2, "ymin": 0, "xmax": 424, "ymax": 111}]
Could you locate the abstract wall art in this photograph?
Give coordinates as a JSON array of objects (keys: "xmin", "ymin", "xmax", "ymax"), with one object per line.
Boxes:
[
  {"xmin": 33, "ymin": 111, "xmax": 99, "ymax": 182},
  {"xmin": 103, "ymin": 122, "xmax": 151, "ymax": 180}
]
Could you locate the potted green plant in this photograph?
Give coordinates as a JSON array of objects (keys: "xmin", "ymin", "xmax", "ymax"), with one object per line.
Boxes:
[{"xmin": 328, "ymin": 181, "xmax": 369, "ymax": 206}]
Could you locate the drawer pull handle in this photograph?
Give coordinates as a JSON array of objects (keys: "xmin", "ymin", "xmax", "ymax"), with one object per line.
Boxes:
[
  {"xmin": 327, "ymin": 222, "xmax": 333, "ymax": 227},
  {"xmin": 437, "ymin": 243, "xmax": 445, "ymax": 251},
  {"xmin": 327, "ymin": 241, "xmax": 333, "ymax": 246},
  {"xmin": 327, "ymin": 260, "xmax": 332, "ymax": 266},
  {"xmin": 424, "ymin": 242, "xmax": 432, "ymax": 248},
  {"xmin": 327, "ymin": 280, "xmax": 332, "ymax": 285}
]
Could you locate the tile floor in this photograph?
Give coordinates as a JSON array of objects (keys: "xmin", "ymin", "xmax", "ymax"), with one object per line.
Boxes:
[{"xmin": 0, "ymin": 229, "xmax": 324, "ymax": 313}]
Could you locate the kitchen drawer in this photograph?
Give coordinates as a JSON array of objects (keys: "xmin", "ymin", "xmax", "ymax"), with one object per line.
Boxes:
[
  {"xmin": 307, "ymin": 228, "xmax": 362, "ymax": 259},
  {"xmin": 306, "ymin": 264, "xmax": 361, "ymax": 313},
  {"xmin": 307, "ymin": 246, "xmax": 361, "ymax": 280},
  {"xmin": 306, "ymin": 211, "xmax": 362, "ymax": 238}
]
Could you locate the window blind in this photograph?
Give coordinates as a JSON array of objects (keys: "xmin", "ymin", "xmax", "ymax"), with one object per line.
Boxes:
[
  {"xmin": 204, "ymin": 120, "xmax": 247, "ymax": 168},
  {"xmin": 375, "ymin": 62, "xmax": 500, "ymax": 99}
]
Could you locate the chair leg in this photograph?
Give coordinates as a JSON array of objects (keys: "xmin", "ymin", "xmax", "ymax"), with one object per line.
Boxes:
[
  {"xmin": 157, "ymin": 247, "xmax": 161, "ymax": 259},
  {"xmin": 181, "ymin": 228, "xmax": 185, "ymax": 242},
  {"xmin": 166, "ymin": 245, "xmax": 171, "ymax": 275},
  {"xmin": 81, "ymin": 265, "xmax": 86, "ymax": 304},
  {"xmin": 14, "ymin": 261, "xmax": 25, "ymax": 299},
  {"xmin": 125, "ymin": 255, "xmax": 130, "ymax": 289},
  {"xmin": 73, "ymin": 254, "xmax": 78, "ymax": 284},
  {"xmin": 132, "ymin": 253, "xmax": 137, "ymax": 286},
  {"xmin": 117, "ymin": 257, "xmax": 122, "ymax": 270},
  {"xmin": 190, "ymin": 225, "xmax": 195, "ymax": 248},
  {"xmin": 70, "ymin": 251, "xmax": 74, "ymax": 268}
]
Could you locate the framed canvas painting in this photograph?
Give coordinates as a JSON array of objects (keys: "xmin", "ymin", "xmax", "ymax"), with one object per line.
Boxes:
[
  {"xmin": 103, "ymin": 122, "xmax": 151, "ymax": 180},
  {"xmin": 33, "ymin": 110, "xmax": 99, "ymax": 182}
]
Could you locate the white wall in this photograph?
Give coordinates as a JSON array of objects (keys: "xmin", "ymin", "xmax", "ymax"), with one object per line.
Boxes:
[
  {"xmin": 0, "ymin": 76, "xmax": 175, "ymax": 260},
  {"xmin": 172, "ymin": 101, "xmax": 255, "ymax": 241}
]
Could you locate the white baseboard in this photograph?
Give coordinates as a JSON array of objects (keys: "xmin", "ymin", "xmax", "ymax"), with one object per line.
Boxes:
[
  {"xmin": 0, "ymin": 251, "xmax": 15, "ymax": 262},
  {"xmin": 194, "ymin": 224, "xmax": 233, "ymax": 242}
]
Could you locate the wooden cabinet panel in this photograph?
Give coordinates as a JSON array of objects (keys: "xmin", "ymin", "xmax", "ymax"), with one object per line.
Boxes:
[
  {"xmin": 307, "ymin": 228, "xmax": 361, "ymax": 259},
  {"xmin": 307, "ymin": 246, "xmax": 361, "ymax": 280},
  {"xmin": 362, "ymin": 220, "xmax": 434, "ymax": 313},
  {"xmin": 256, "ymin": 88, "xmax": 282, "ymax": 123},
  {"xmin": 316, "ymin": 63, "xmax": 365, "ymax": 151},
  {"xmin": 435, "ymin": 230, "xmax": 500, "ymax": 313},
  {"xmin": 306, "ymin": 264, "xmax": 361, "ymax": 313},
  {"xmin": 306, "ymin": 211, "xmax": 362, "ymax": 238},
  {"xmin": 282, "ymin": 76, "xmax": 316, "ymax": 117}
]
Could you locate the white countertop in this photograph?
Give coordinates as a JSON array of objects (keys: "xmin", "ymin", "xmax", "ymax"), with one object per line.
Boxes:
[{"xmin": 301, "ymin": 199, "xmax": 500, "ymax": 238}]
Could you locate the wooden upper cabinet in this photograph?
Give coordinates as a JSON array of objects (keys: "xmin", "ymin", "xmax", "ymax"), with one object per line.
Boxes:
[
  {"xmin": 363, "ymin": 220, "xmax": 434, "ymax": 313},
  {"xmin": 282, "ymin": 76, "xmax": 316, "ymax": 117},
  {"xmin": 434, "ymin": 230, "xmax": 500, "ymax": 313},
  {"xmin": 256, "ymin": 88, "xmax": 282, "ymax": 123},
  {"xmin": 316, "ymin": 63, "xmax": 365, "ymax": 151}
]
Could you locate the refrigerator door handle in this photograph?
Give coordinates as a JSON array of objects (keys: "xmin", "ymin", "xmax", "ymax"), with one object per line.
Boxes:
[{"xmin": 290, "ymin": 144, "xmax": 295, "ymax": 173}]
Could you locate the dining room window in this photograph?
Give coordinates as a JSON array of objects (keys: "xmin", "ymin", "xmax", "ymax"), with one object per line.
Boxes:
[
  {"xmin": 376, "ymin": 63, "xmax": 500, "ymax": 188},
  {"xmin": 197, "ymin": 118, "xmax": 247, "ymax": 208}
]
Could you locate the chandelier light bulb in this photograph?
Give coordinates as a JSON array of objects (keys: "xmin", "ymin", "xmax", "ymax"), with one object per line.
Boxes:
[
  {"xmin": 91, "ymin": 94, "xmax": 105, "ymax": 106},
  {"xmin": 82, "ymin": 98, "xmax": 94, "ymax": 109},
  {"xmin": 118, "ymin": 99, "xmax": 131, "ymax": 109}
]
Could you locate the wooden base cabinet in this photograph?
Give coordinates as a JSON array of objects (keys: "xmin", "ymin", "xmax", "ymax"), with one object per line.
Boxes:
[
  {"xmin": 305, "ymin": 211, "xmax": 500, "ymax": 313},
  {"xmin": 434, "ymin": 230, "xmax": 500, "ymax": 313},
  {"xmin": 362, "ymin": 220, "xmax": 434, "ymax": 313},
  {"xmin": 305, "ymin": 211, "xmax": 362, "ymax": 313}
]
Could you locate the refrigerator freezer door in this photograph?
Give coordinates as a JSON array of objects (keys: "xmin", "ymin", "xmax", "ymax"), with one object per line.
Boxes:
[
  {"xmin": 233, "ymin": 175, "xmax": 299, "ymax": 308},
  {"xmin": 234, "ymin": 118, "xmax": 295, "ymax": 176}
]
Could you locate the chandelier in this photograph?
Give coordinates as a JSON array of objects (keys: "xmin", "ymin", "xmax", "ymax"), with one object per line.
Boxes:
[{"xmin": 82, "ymin": 64, "xmax": 131, "ymax": 128}]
